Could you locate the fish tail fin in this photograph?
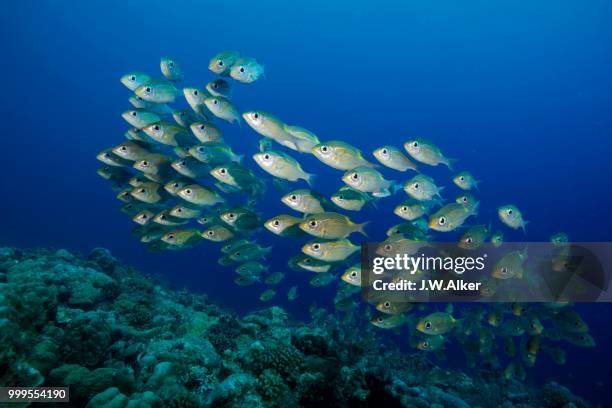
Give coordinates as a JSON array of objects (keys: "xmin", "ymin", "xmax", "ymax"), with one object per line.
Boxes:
[
  {"xmin": 430, "ymin": 197, "xmax": 443, "ymax": 207},
  {"xmin": 436, "ymin": 185, "xmax": 445, "ymax": 198},
  {"xmin": 368, "ymin": 197, "xmax": 379, "ymax": 210},
  {"xmin": 470, "ymin": 201, "xmax": 480, "ymax": 218},
  {"xmin": 521, "ymin": 220, "xmax": 529, "ymax": 234},
  {"xmin": 363, "ymin": 158, "xmax": 380, "ymax": 168},
  {"xmin": 445, "ymin": 158, "xmax": 457, "ymax": 171},
  {"xmin": 391, "ymin": 181, "xmax": 403, "ymax": 195},
  {"xmin": 356, "ymin": 221, "xmax": 370, "ymax": 237},
  {"xmin": 454, "ymin": 317, "xmax": 465, "ymax": 328},
  {"xmin": 305, "ymin": 172, "xmax": 316, "ymax": 187}
]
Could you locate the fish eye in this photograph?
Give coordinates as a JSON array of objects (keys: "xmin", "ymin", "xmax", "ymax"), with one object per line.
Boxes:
[
  {"xmin": 235, "ymin": 252, "xmax": 240, "ymax": 257},
  {"xmin": 193, "ymin": 90, "xmax": 199, "ymax": 96},
  {"xmin": 466, "ymin": 238, "xmax": 473, "ymax": 243},
  {"xmin": 212, "ymin": 83, "xmax": 218, "ymax": 89},
  {"xmin": 218, "ymin": 60, "xmax": 224, "ymax": 67},
  {"xmin": 412, "ymin": 141, "xmax": 418, "ymax": 148},
  {"xmin": 169, "ymin": 62, "xmax": 174, "ymax": 67},
  {"xmin": 177, "ymin": 208, "xmax": 183, "ymax": 213},
  {"xmin": 197, "ymin": 147, "xmax": 205, "ymax": 152},
  {"xmin": 141, "ymin": 161, "xmax": 149, "ymax": 167},
  {"xmin": 377, "ymin": 317, "xmax": 384, "ymax": 323},
  {"xmin": 351, "ymin": 173, "xmax": 359, "ymax": 180},
  {"xmin": 413, "ymin": 183, "xmax": 420, "ymax": 189},
  {"xmin": 141, "ymin": 214, "xmax": 148, "ymax": 219},
  {"xmin": 168, "ymin": 234, "xmax": 174, "ymax": 240},
  {"xmin": 462, "ymin": 197, "xmax": 468, "ymax": 202},
  {"xmin": 439, "ymin": 217, "xmax": 446, "ymax": 225},
  {"xmin": 381, "ymin": 148, "xmax": 388, "ymax": 155},
  {"xmin": 460, "ymin": 176, "xmax": 465, "ymax": 181},
  {"xmin": 422, "ymin": 341, "xmax": 429, "ymax": 348},
  {"xmin": 173, "ymin": 183, "xmax": 179, "ymax": 188},
  {"xmin": 120, "ymin": 146, "xmax": 127, "ymax": 151},
  {"xmin": 130, "ymin": 75, "xmax": 136, "ymax": 81},
  {"xmin": 350, "ymin": 271, "xmax": 357, "ymax": 277},
  {"xmin": 138, "ymin": 188, "xmax": 145, "ymax": 193},
  {"xmin": 320, "ymin": 146, "xmax": 329, "ymax": 153},
  {"xmin": 312, "ymin": 243, "xmax": 321, "ymax": 250},
  {"xmin": 228, "ymin": 213, "xmax": 235, "ymax": 219},
  {"xmin": 401, "ymin": 206, "xmax": 408, "ymax": 212},
  {"xmin": 273, "ymin": 220, "xmax": 280, "ymax": 226},
  {"xmin": 219, "ymin": 168, "xmax": 227, "ymax": 174},
  {"xmin": 145, "ymin": 87, "xmax": 151, "ymax": 93},
  {"xmin": 239, "ymin": 67, "xmax": 245, "ymax": 73},
  {"xmin": 384, "ymin": 301, "xmax": 391, "ymax": 308},
  {"xmin": 207, "ymin": 230, "xmax": 215, "ymax": 236},
  {"xmin": 179, "ymin": 161, "xmax": 185, "ymax": 166},
  {"xmin": 337, "ymin": 195, "xmax": 344, "ymax": 200},
  {"xmin": 263, "ymin": 154, "xmax": 271, "ymax": 160},
  {"xmin": 309, "ymin": 220, "xmax": 317, "ymax": 227},
  {"xmin": 290, "ymin": 195, "xmax": 297, "ymax": 201},
  {"xmin": 185, "ymin": 189, "xmax": 192, "ymax": 195},
  {"xmin": 501, "ymin": 267, "xmax": 508, "ymax": 275},
  {"xmin": 153, "ymin": 125, "xmax": 160, "ymax": 131},
  {"xmin": 103, "ymin": 153, "xmax": 110, "ymax": 158},
  {"xmin": 424, "ymin": 321, "xmax": 432, "ymax": 330},
  {"xmin": 130, "ymin": 111, "xmax": 137, "ymax": 117},
  {"xmin": 160, "ymin": 215, "xmax": 166, "ymax": 220},
  {"xmin": 304, "ymin": 258, "xmax": 311, "ymax": 264},
  {"xmin": 213, "ymin": 99, "xmax": 218, "ymax": 105},
  {"xmin": 384, "ymin": 244, "xmax": 392, "ymax": 251},
  {"xmin": 507, "ymin": 209, "xmax": 513, "ymax": 215}
]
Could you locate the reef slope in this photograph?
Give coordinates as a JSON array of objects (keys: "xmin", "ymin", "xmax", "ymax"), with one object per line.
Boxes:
[{"xmin": 0, "ymin": 247, "xmax": 592, "ymax": 407}]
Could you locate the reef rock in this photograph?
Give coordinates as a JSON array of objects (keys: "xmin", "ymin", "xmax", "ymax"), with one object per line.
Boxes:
[{"xmin": 0, "ymin": 247, "xmax": 595, "ymax": 407}]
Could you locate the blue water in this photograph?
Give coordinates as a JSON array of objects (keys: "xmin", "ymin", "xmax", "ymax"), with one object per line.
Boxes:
[{"xmin": 1, "ymin": 0, "xmax": 611, "ymax": 404}]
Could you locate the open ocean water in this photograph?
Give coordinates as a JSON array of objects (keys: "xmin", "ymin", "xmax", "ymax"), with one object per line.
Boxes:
[{"xmin": 1, "ymin": 1, "xmax": 611, "ymax": 406}]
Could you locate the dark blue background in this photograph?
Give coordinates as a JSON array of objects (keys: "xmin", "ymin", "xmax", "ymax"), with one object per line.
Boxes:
[{"xmin": 1, "ymin": 0, "xmax": 610, "ymax": 403}]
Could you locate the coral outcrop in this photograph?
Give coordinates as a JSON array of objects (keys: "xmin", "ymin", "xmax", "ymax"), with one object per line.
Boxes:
[{"xmin": 0, "ymin": 247, "xmax": 593, "ymax": 407}]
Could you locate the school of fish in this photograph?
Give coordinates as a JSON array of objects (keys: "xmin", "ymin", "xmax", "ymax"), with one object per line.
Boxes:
[{"xmin": 98, "ymin": 53, "xmax": 593, "ymax": 378}]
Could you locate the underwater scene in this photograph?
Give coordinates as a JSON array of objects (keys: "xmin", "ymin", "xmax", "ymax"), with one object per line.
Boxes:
[{"xmin": 1, "ymin": 1, "xmax": 611, "ymax": 407}]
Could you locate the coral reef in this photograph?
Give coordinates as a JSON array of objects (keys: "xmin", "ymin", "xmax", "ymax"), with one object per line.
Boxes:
[{"xmin": 0, "ymin": 247, "xmax": 594, "ymax": 407}]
